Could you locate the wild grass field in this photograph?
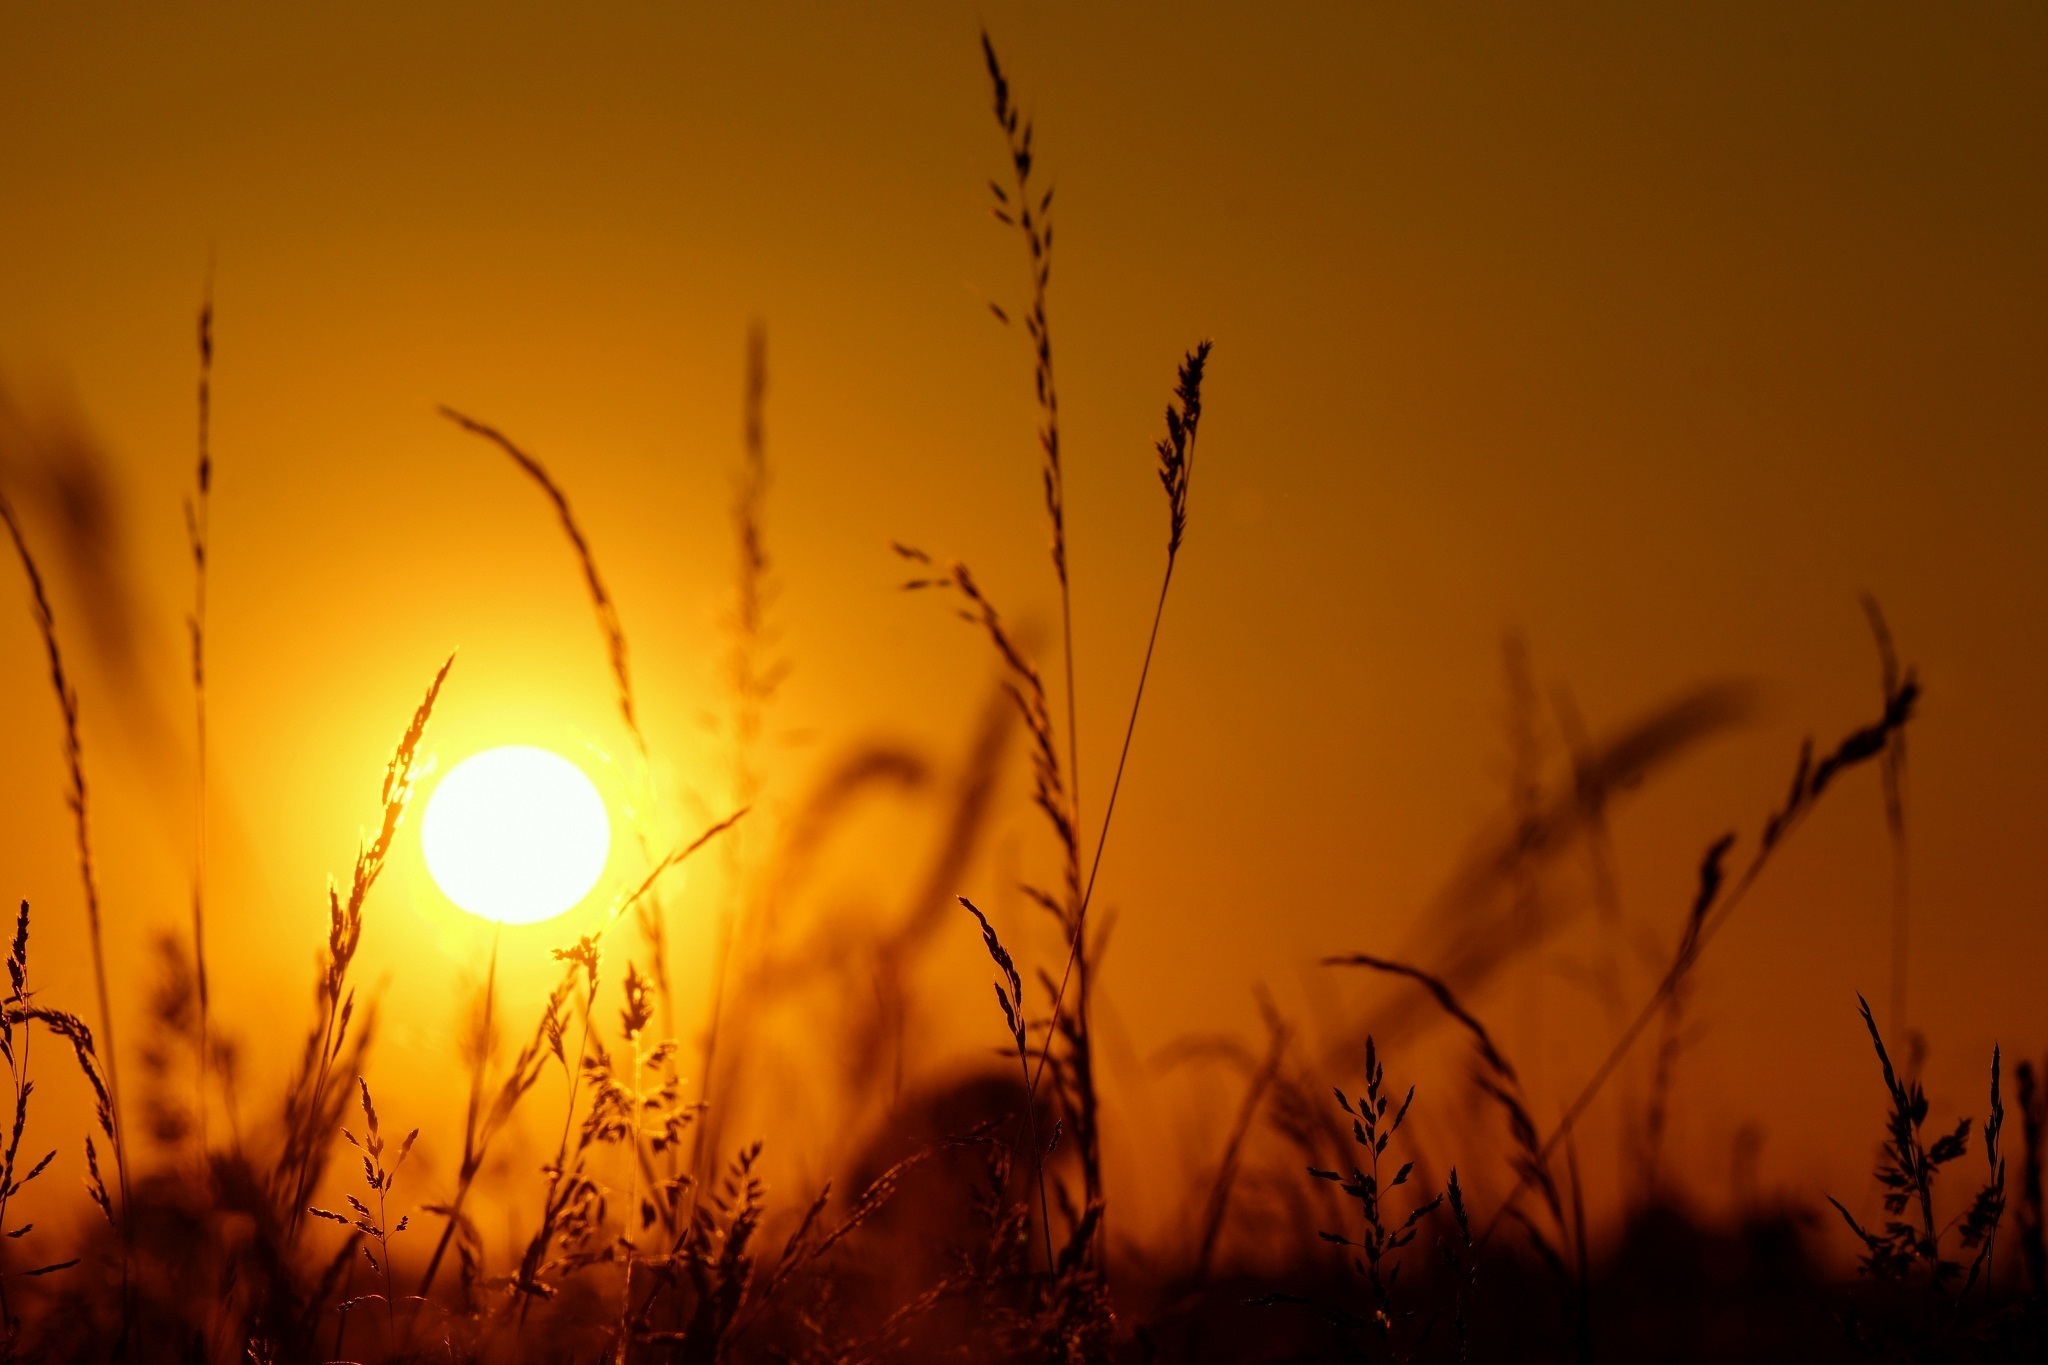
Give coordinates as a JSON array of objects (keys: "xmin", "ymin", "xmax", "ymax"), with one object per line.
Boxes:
[{"xmin": 0, "ymin": 30, "xmax": 2041, "ymax": 1365}]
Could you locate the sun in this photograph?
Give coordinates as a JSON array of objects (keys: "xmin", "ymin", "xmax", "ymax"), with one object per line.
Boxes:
[{"xmin": 421, "ymin": 745, "xmax": 612, "ymax": 925}]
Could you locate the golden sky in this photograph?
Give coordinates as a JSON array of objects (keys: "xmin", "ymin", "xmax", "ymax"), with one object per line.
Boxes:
[{"xmin": 0, "ymin": 1, "xmax": 2042, "ymax": 1248}]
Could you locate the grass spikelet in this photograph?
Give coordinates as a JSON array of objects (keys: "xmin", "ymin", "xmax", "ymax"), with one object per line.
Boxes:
[{"xmin": 1960, "ymin": 1046, "xmax": 2006, "ymax": 1296}]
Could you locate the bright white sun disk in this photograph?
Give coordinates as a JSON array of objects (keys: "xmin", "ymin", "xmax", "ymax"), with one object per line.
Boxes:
[{"xmin": 422, "ymin": 746, "xmax": 611, "ymax": 924}]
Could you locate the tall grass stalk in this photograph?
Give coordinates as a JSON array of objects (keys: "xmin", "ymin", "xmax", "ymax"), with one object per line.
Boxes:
[
  {"xmin": 1025, "ymin": 343, "xmax": 1212, "ymax": 1219},
  {"xmin": 1193, "ymin": 1006, "xmax": 1289, "ymax": 1284},
  {"xmin": 413, "ymin": 920, "xmax": 499, "ymax": 1300},
  {"xmin": 692, "ymin": 326, "xmax": 782, "ymax": 1216},
  {"xmin": 186, "ymin": 282, "xmax": 215, "ymax": 1161},
  {"xmin": 513, "ymin": 939, "xmax": 601, "ymax": 1324}
]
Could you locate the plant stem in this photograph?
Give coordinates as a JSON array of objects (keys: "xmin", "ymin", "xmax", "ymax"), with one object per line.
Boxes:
[
  {"xmin": 417, "ymin": 919, "xmax": 501, "ymax": 1298},
  {"xmin": 1029, "ymin": 555, "xmax": 1177, "ymax": 1107},
  {"xmin": 190, "ymin": 281, "xmax": 214, "ymax": 1167}
]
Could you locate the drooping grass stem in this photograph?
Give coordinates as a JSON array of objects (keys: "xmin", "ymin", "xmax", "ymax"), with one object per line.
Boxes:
[{"xmin": 0, "ymin": 493, "xmax": 132, "ymax": 1288}]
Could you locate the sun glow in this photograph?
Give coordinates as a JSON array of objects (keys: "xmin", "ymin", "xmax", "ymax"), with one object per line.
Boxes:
[{"xmin": 421, "ymin": 745, "xmax": 611, "ymax": 925}]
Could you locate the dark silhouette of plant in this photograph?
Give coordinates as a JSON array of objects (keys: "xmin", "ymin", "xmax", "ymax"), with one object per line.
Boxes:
[{"xmin": 1827, "ymin": 997, "xmax": 2000, "ymax": 1288}]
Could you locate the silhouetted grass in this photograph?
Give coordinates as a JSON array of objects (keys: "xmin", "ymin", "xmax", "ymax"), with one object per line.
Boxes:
[{"xmin": 0, "ymin": 29, "xmax": 2043, "ymax": 1365}]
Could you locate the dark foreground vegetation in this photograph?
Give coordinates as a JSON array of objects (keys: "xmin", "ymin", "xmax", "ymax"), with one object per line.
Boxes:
[{"xmin": 0, "ymin": 32, "xmax": 2039, "ymax": 1365}]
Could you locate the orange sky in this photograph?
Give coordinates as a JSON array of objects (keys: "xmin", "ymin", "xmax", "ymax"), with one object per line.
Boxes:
[{"xmin": 0, "ymin": 2, "xmax": 2042, "ymax": 1255}]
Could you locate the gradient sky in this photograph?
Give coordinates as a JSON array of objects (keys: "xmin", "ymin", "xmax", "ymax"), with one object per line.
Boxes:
[{"xmin": 0, "ymin": 2, "xmax": 2042, "ymax": 1248}]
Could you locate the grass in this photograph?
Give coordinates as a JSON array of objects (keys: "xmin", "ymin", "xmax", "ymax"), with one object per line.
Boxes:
[{"xmin": 0, "ymin": 29, "xmax": 2038, "ymax": 1365}]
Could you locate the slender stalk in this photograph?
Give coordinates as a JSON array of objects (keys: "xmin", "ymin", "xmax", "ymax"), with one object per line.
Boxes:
[
  {"xmin": 1024, "ymin": 339, "xmax": 1211, "ymax": 1116},
  {"xmin": 378, "ymin": 1176, "xmax": 397, "ymax": 1348},
  {"xmin": 1477, "ymin": 860, "xmax": 1765, "ymax": 1247},
  {"xmin": 415, "ymin": 919, "xmax": 501, "ymax": 1297},
  {"xmin": 1193, "ymin": 1017, "xmax": 1289, "ymax": 1284},
  {"xmin": 1862, "ymin": 595, "xmax": 1910, "ymax": 1036},
  {"xmin": 1565, "ymin": 1132, "xmax": 1592, "ymax": 1365},
  {"xmin": 516, "ymin": 981, "xmax": 596, "ymax": 1330},
  {"xmin": 333, "ymin": 1255, "xmax": 355, "ymax": 1362},
  {"xmin": 286, "ymin": 988, "xmax": 346, "ymax": 1243},
  {"xmin": 691, "ymin": 326, "xmax": 779, "ymax": 1220},
  {"xmin": 618, "ymin": 1023, "xmax": 645, "ymax": 1364},
  {"xmin": 188, "ymin": 281, "xmax": 215, "ymax": 1162},
  {"xmin": 439, "ymin": 406, "xmax": 687, "ymax": 1058},
  {"xmin": 1027, "ymin": 558, "xmax": 1174, "ymax": 1107}
]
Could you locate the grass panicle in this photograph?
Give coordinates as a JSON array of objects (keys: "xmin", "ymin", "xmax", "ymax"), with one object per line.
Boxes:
[
  {"xmin": 979, "ymin": 30, "xmax": 1078, "ymax": 831},
  {"xmin": 309, "ymin": 1078, "xmax": 418, "ymax": 1352},
  {"xmin": 1826, "ymin": 995, "xmax": 2002, "ymax": 1293},
  {"xmin": 1278, "ymin": 1036, "xmax": 1445, "ymax": 1354}
]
